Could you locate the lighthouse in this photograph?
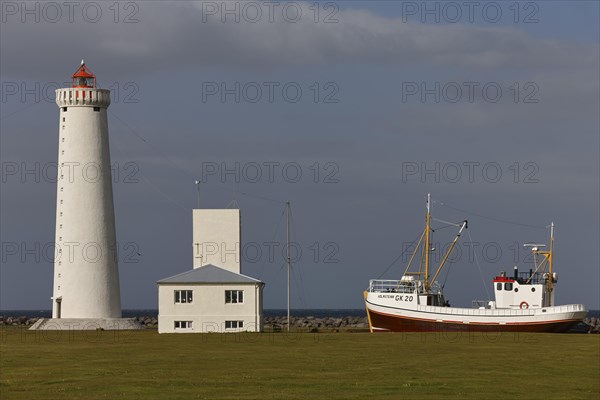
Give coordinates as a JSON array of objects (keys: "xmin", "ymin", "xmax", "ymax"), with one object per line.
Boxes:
[{"xmin": 32, "ymin": 62, "xmax": 140, "ymax": 330}]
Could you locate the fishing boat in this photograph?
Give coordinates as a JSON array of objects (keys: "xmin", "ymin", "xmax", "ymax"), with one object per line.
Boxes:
[{"xmin": 364, "ymin": 194, "xmax": 587, "ymax": 333}]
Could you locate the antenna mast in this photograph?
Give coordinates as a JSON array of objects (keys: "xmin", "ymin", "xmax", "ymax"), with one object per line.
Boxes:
[
  {"xmin": 424, "ymin": 194, "xmax": 431, "ymax": 292},
  {"xmin": 286, "ymin": 201, "xmax": 291, "ymax": 332},
  {"xmin": 548, "ymin": 222, "xmax": 554, "ymax": 293}
]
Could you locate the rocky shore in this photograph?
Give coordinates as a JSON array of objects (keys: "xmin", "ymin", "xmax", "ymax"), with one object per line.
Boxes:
[
  {"xmin": 263, "ymin": 316, "xmax": 369, "ymax": 331},
  {"xmin": 2, "ymin": 315, "xmax": 599, "ymax": 333}
]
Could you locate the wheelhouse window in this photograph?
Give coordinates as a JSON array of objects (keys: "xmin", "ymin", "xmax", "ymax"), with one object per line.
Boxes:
[
  {"xmin": 174, "ymin": 321, "xmax": 193, "ymax": 329},
  {"xmin": 496, "ymin": 283, "xmax": 502, "ymax": 291},
  {"xmin": 505, "ymin": 282, "xmax": 513, "ymax": 291},
  {"xmin": 225, "ymin": 290, "xmax": 244, "ymax": 304},
  {"xmin": 174, "ymin": 290, "xmax": 193, "ymax": 304},
  {"xmin": 225, "ymin": 320, "xmax": 243, "ymax": 329}
]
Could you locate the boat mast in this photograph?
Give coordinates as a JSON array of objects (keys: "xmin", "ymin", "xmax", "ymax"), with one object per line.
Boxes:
[
  {"xmin": 547, "ymin": 222, "xmax": 554, "ymax": 293},
  {"xmin": 286, "ymin": 201, "xmax": 291, "ymax": 333},
  {"xmin": 424, "ymin": 193, "xmax": 431, "ymax": 293}
]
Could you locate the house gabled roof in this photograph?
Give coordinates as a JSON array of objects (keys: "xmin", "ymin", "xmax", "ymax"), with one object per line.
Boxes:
[{"xmin": 157, "ymin": 264, "xmax": 263, "ymax": 285}]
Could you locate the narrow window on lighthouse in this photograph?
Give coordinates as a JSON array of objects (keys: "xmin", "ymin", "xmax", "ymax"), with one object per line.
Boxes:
[
  {"xmin": 62, "ymin": 107, "xmax": 67, "ymax": 112},
  {"xmin": 93, "ymin": 107, "xmax": 100, "ymax": 112}
]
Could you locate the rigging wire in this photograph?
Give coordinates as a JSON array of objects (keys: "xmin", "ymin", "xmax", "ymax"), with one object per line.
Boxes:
[
  {"xmin": 433, "ymin": 199, "xmax": 546, "ymax": 230},
  {"xmin": 441, "ymin": 258, "xmax": 454, "ymax": 289},
  {"xmin": 376, "ymin": 231, "xmax": 424, "ymax": 279},
  {"xmin": 467, "ymin": 229, "xmax": 492, "ymax": 300},
  {"xmin": 257, "ymin": 206, "xmax": 286, "ymax": 280},
  {"xmin": 109, "ymin": 132, "xmax": 189, "ymax": 212},
  {"xmin": 0, "ymin": 102, "xmax": 41, "ymax": 121},
  {"xmin": 110, "ymin": 110, "xmax": 288, "ymax": 206}
]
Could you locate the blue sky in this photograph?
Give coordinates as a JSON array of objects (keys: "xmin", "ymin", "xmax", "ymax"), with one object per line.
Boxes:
[{"xmin": 1, "ymin": 1, "xmax": 598, "ymax": 310}]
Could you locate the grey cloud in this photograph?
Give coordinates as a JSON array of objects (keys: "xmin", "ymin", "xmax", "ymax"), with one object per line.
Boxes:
[{"xmin": 1, "ymin": 2, "xmax": 596, "ymax": 81}]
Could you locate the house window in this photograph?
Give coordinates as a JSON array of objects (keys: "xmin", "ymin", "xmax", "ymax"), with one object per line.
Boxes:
[
  {"xmin": 174, "ymin": 290, "xmax": 193, "ymax": 303},
  {"xmin": 225, "ymin": 290, "xmax": 244, "ymax": 304},
  {"xmin": 225, "ymin": 320, "xmax": 243, "ymax": 329},
  {"xmin": 174, "ymin": 321, "xmax": 193, "ymax": 329}
]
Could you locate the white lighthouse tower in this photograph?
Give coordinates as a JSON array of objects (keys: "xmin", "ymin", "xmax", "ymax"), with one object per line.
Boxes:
[{"xmin": 32, "ymin": 62, "xmax": 140, "ymax": 330}]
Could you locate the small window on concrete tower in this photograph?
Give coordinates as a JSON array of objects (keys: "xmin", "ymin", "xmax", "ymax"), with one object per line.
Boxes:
[
  {"xmin": 63, "ymin": 107, "xmax": 67, "ymax": 112},
  {"xmin": 93, "ymin": 107, "xmax": 100, "ymax": 112}
]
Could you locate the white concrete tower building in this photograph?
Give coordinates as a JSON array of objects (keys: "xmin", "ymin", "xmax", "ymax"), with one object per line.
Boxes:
[
  {"xmin": 53, "ymin": 61, "xmax": 120, "ymax": 319},
  {"xmin": 32, "ymin": 62, "xmax": 140, "ymax": 330}
]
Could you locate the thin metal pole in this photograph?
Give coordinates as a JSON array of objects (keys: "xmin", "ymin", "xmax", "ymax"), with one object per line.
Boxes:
[
  {"xmin": 424, "ymin": 193, "xmax": 431, "ymax": 293},
  {"xmin": 197, "ymin": 181, "xmax": 201, "ymax": 208},
  {"xmin": 286, "ymin": 201, "xmax": 291, "ymax": 332}
]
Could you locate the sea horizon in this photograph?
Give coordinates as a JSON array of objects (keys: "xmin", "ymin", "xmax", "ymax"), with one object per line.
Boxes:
[{"xmin": 2, "ymin": 309, "xmax": 599, "ymax": 319}]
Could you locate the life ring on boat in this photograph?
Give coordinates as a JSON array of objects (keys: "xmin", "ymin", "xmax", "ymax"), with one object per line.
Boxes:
[{"xmin": 520, "ymin": 301, "xmax": 529, "ymax": 310}]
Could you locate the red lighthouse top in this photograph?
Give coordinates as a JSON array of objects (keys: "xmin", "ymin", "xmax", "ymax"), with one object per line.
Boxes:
[{"xmin": 72, "ymin": 60, "xmax": 96, "ymax": 88}]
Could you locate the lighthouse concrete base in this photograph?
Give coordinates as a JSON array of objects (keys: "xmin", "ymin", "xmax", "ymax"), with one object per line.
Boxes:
[{"xmin": 29, "ymin": 318, "xmax": 143, "ymax": 331}]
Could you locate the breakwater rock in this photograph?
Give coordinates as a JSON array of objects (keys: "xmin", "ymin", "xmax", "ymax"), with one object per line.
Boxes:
[
  {"xmin": 583, "ymin": 317, "xmax": 600, "ymax": 334},
  {"xmin": 263, "ymin": 316, "xmax": 368, "ymax": 330}
]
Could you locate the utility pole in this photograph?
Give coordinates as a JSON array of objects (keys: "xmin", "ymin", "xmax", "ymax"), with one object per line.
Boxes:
[{"xmin": 286, "ymin": 201, "xmax": 291, "ymax": 332}]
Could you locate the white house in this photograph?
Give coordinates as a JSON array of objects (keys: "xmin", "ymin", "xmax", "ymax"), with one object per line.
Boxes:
[
  {"xmin": 157, "ymin": 209, "xmax": 264, "ymax": 333},
  {"xmin": 157, "ymin": 264, "xmax": 264, "ymax": 333}
]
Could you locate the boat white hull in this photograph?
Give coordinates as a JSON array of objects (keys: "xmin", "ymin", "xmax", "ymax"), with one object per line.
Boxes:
[{"xmin": 365, "ymin": 292, "xmax": 587, "ymax": 333}]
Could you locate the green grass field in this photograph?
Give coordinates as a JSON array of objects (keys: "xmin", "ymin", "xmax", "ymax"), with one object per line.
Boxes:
[{"xmin": 1, "ymin": 327, "xmax": 598, "ymax": 399}]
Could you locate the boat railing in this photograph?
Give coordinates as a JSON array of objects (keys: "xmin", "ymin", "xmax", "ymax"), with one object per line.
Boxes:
[
  {"xmin": 368, "ymin": 279, "xmax": 415, "ymax": 294},
  {"xmin": 547, "ymin": 304, "xmax": 586, "ymax": 313},
  {"xmin": 472, "ymin": 300, "xmax": 491, "ymax": 309}
]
